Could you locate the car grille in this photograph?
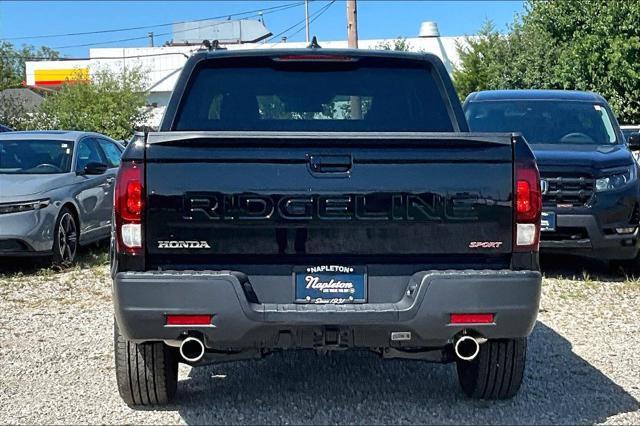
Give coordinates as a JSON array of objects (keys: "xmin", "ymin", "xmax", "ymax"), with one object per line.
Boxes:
[{"xmin": 541, "ymin": 174, "xmax": 595, "ymax": 207}]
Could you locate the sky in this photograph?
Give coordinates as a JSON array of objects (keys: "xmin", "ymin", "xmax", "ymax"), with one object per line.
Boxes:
[{"xmin": 0, "ymin": 1, "xmax": 523, "ymax": 58}]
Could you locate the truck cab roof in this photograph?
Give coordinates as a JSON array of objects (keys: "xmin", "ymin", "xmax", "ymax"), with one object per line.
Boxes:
[{"xmin": 466, "ymin": 89, "xmax": 608, "ymax": 104}]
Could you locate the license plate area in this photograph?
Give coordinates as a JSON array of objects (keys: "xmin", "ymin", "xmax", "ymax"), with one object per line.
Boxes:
[
  {"xmin": 294, "ymin": 265, "xmax": 367, "ymax": 304},
  {"xmin": 541, "ymin": 211, "xmax": 556, "ymax": 232}
]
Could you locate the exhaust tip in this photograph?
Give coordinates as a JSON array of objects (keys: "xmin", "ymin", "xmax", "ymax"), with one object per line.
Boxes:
[
  {"xmin": 179, "ymin": 336, "xmax": 205, "ymax": 362},
  {"xmin": 454, "ymin": 335, "xmax": 480, "ymax": 361}
]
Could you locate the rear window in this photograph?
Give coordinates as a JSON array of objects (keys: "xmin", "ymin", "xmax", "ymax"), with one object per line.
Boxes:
[{"xmin": 173, "ymin": 57, "xmax": 454, "ymax": 132}]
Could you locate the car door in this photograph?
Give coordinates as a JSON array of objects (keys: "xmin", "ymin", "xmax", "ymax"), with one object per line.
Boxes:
[
  {"xmin": 96, "ymin": 138, "xmax": 123, "ymax": 235},
  {"xmin": 74, "ymin": 137, "xmax": 110, "ymax": 243}
]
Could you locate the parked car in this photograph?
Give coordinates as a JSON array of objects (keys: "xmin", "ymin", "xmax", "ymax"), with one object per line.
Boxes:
[
  {"xmin": 464, "ymin": 90, "xmax": 640, "ymax": 265},
  {"xmin": 621, "ymin": 125, "xmax": 640, "ymax": 143},
  {"xmin": 0, "ymin": 124, "xmax": 13, "ymax": 132},
  {"xmin": 112, "ymin": 49, "xmax": 542, "ymax": 406},
  {"xmin": 0, "ymin": 131, "xmax": 124, "ymax": 264}
]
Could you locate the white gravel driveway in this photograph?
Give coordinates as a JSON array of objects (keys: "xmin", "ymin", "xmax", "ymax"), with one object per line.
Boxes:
[{"xmin": 0, "ymin": 252, "xmax": 638, "ymax": 425}]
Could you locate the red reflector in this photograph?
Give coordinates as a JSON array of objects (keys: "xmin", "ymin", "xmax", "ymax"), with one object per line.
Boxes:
[
  {"xmin": 166, "ymin": 315, "xmax": 212, "ymax": 326},
  {"xmin": 450, "ymin": 313, "xmax": 494, "ymax": 324}
]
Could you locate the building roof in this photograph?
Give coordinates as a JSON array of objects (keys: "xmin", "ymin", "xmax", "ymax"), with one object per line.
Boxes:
[
  {"xmin": 0, "ymin": 88, "xmax": 45, "ymax": 112},
  {"xmin": 466, "ymin": 89, "xmax": 607, "ymax": 103}
]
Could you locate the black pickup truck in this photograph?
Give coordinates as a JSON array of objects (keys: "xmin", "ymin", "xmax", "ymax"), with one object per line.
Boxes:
[{"xmin": 111, "ymin": 49, "xmax": 542, "ymax": 406}]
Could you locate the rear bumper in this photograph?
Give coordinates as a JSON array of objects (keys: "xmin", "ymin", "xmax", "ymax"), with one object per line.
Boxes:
[
  {"xmin": 113, "ymin": 269, "xmax": 541, "ymax": 349},
  {"xmin": 540, "ymin": 214, "xmax": 640, "ymax": 260}
]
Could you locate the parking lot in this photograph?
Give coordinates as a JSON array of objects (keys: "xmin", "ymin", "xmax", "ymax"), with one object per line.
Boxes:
[{"xmin": 0, "ymin": 249, "xmax": 638, "ymax": 425}]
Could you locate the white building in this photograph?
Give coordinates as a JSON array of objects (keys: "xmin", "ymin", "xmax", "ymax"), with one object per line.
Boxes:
[{"xmin": 25, "ymin": 21, "xmax": 466, "ymax": 128}]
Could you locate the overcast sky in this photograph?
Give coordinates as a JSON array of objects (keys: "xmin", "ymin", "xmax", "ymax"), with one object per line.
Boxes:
[{"xmin": 0, "ymin": 1, "xmax": 523, "ymax": 57}]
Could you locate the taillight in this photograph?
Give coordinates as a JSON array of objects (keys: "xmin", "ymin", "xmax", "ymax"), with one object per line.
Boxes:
[
  {"xmin": 115, "ymin": 161, "xmax": 144, "ymax": 254},
  {"xmin": 514, "ymin": 159, "xmax": 542, "ymax": 251}
]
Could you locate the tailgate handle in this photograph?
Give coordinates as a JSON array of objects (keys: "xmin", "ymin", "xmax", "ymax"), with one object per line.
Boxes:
[{"xmin": 308, "ymin": 155, "xmax": 352, "ymax": 175}]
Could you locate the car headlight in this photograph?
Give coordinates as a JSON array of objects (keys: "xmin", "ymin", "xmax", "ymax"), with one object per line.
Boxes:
[
  {"xmin": 595, "ymin": 166, "xmax": 637, "ymax": 192},
  {"xmin": 0, "ymin": 199, "xmax": 50, "ymax": 215}
]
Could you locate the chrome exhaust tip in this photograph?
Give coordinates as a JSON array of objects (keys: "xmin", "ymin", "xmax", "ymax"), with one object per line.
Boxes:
[
  {"xmin": 179, "ymin": 336, "xmax": 205, "ymax": 362},
  {"xmin": 454, "ymin": 335, "xmax": 481, "ymax": 361}
]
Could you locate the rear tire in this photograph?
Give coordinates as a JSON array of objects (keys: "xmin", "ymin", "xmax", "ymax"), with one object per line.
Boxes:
[
  {"xmin": 456, "ymin": 338, "xmax": 527, "ymax": 400},
  {"xmin": 114, "ymin": 320, "xmax": 178, "ymax": 407}
]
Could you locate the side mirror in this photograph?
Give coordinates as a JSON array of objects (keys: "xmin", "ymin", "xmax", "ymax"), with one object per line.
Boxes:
[
  {"xmin": 83, "ymin": 162, "xmax": 108, "ymax": 175},
  {"xmin": 628, "ymin": 133, "xmax": 640, "ymax": 151}
]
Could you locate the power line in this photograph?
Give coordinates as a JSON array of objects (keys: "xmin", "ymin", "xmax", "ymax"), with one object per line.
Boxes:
[
  {"xmin": 51, "ymin": 3, "xmax": 305, "ymax": 50},
  {"xmin": 1, "ymin": 2, "xmax": 304, "ymax": 42},
  {"xmin": 266, "ymin": 0, "xmax": 334, "ymax": 44},
  {"xmin": 1, "ymin": 1, "xmax": 335, "ymax": 63},
  {"xmin": 0, "ymin": 51, "xmax": 193, "ymax": 62},
  {"xmin": 286, "ymin": 1, "xmax": 335, "ymax": 41}
]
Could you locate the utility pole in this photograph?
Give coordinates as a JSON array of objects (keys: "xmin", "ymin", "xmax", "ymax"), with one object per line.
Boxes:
[
  {"xmin": 304, "ymin": 0, "xmax": 310, "ymax": 44},
  {"xmin": 346, "ymin": 0, "xmax": 358, "ymax": 48},
  {"xmin": 347, "ymin": 0, "xmax": 361, "ymax": 118},
  {"xmin": 148, "ymin": 32, "xmax": 154, "ymax": 47}
]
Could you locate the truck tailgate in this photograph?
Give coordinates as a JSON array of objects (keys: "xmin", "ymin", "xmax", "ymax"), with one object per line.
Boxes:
[{"xmin": 143, "ymin": 132, "xmax": 514, "ymax": 269}]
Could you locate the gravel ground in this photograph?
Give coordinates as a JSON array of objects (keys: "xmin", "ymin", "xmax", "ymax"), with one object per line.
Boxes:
[{"xmin": 0, "ymin": 251, "xmax": 638, "ymax": 425}]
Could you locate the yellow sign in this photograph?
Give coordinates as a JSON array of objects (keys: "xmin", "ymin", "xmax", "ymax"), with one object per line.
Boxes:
[{"xmin": 34, "ymin": 68, "xmax": 89, "ymax": 86}]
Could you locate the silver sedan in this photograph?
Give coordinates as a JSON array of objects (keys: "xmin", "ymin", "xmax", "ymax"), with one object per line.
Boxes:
[{"xmin": 0, "ymin": 131, "xmax": 124, "ymax": 264}]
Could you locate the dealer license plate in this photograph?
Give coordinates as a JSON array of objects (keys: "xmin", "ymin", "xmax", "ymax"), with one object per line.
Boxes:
[
  {"xmin": 295, "ymin": 265, "xmax": 367, "ymax": 304},
  {"xmin": 541, "ymin": 211, "xmax": 556, "ymax": 232}
]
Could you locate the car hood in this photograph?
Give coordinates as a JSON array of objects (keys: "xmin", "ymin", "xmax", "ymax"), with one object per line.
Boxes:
[
  {"xmin": 531, "ymin": 144, "xmax": 633, "ymax": 170},
  {"xmin": 0, "ymin": 174, "xmax": 74, "ymax": 200}
]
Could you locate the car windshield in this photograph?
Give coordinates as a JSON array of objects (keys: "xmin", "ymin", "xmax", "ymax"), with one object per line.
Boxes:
[
  {"xmin": 465, "ymin": 100, "xmax": 619, "ymax": 145},
  {"xmin": 0, "ymin": 139, "xmax": 73, "ymax": 174}
]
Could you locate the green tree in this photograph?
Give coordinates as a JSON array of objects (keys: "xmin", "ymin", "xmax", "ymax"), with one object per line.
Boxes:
[
  {"xmin": 452, "ymin": 21, "xmax": 509, "ymax": 99},
  {"xmin": 0, "ymin": 42, "xmax": 59, "ymax": 90},
  {"xmin": 453, "ymin": 0, "xmax": 640, "ymax": 123},
  {"xmin": 31, "ymin": 67, "xmax": 149, "ymax": 140},
  {"xmin": 374, "ymin": 37, "xmax": 411, "ymax": 52},
  {"xmin": 0, "ymin": 94, "xmax": 32, "ymax": 130}
]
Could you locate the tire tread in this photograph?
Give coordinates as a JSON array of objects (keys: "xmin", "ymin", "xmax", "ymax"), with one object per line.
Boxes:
[
  {"xmin": 457, "ymin": 337, "xmax": 527, "ymax": 400},
  {"xmin": 114, "ymin": 321, "xmax": 177, "ymax": 407}
]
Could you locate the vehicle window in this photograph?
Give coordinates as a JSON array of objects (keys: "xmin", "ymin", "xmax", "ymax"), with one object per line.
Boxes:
[
  {"xmin": 0, "ymin": 139, "xmax": 73, "ymax": 174},
  {"xmin": 465, "ymin": 101, "xmax": 619, "ymax": 145},
  {"xmin": 622, "ymin": 128, "xmax": 640, "ymax": 142},
  {"xmin": 174, "ymin": 58, "xmax": 454, "ymax": 132},
  {"xmin": 97, "ymin": 139, "xmax": 123, "ymax": 168},
  {"xmin": 75, "ymin": 138, "xmax": 103, "ymax": 172}
]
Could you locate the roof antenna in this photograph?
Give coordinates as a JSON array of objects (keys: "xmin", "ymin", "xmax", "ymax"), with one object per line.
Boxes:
[
  {"xmin": 199, "ymin": 39, "xmax": 226, "ymax": 52},
  {"xmin": 210, "ymin": 40, "xmax": 226, "ymax": 50},
  {"xmin": 199, "ymin": 39, "xmax": 212, "ymax": 51},
  {"xmin": 307, "ymin": 36, "xmax": 322, "ymax": 49}
]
